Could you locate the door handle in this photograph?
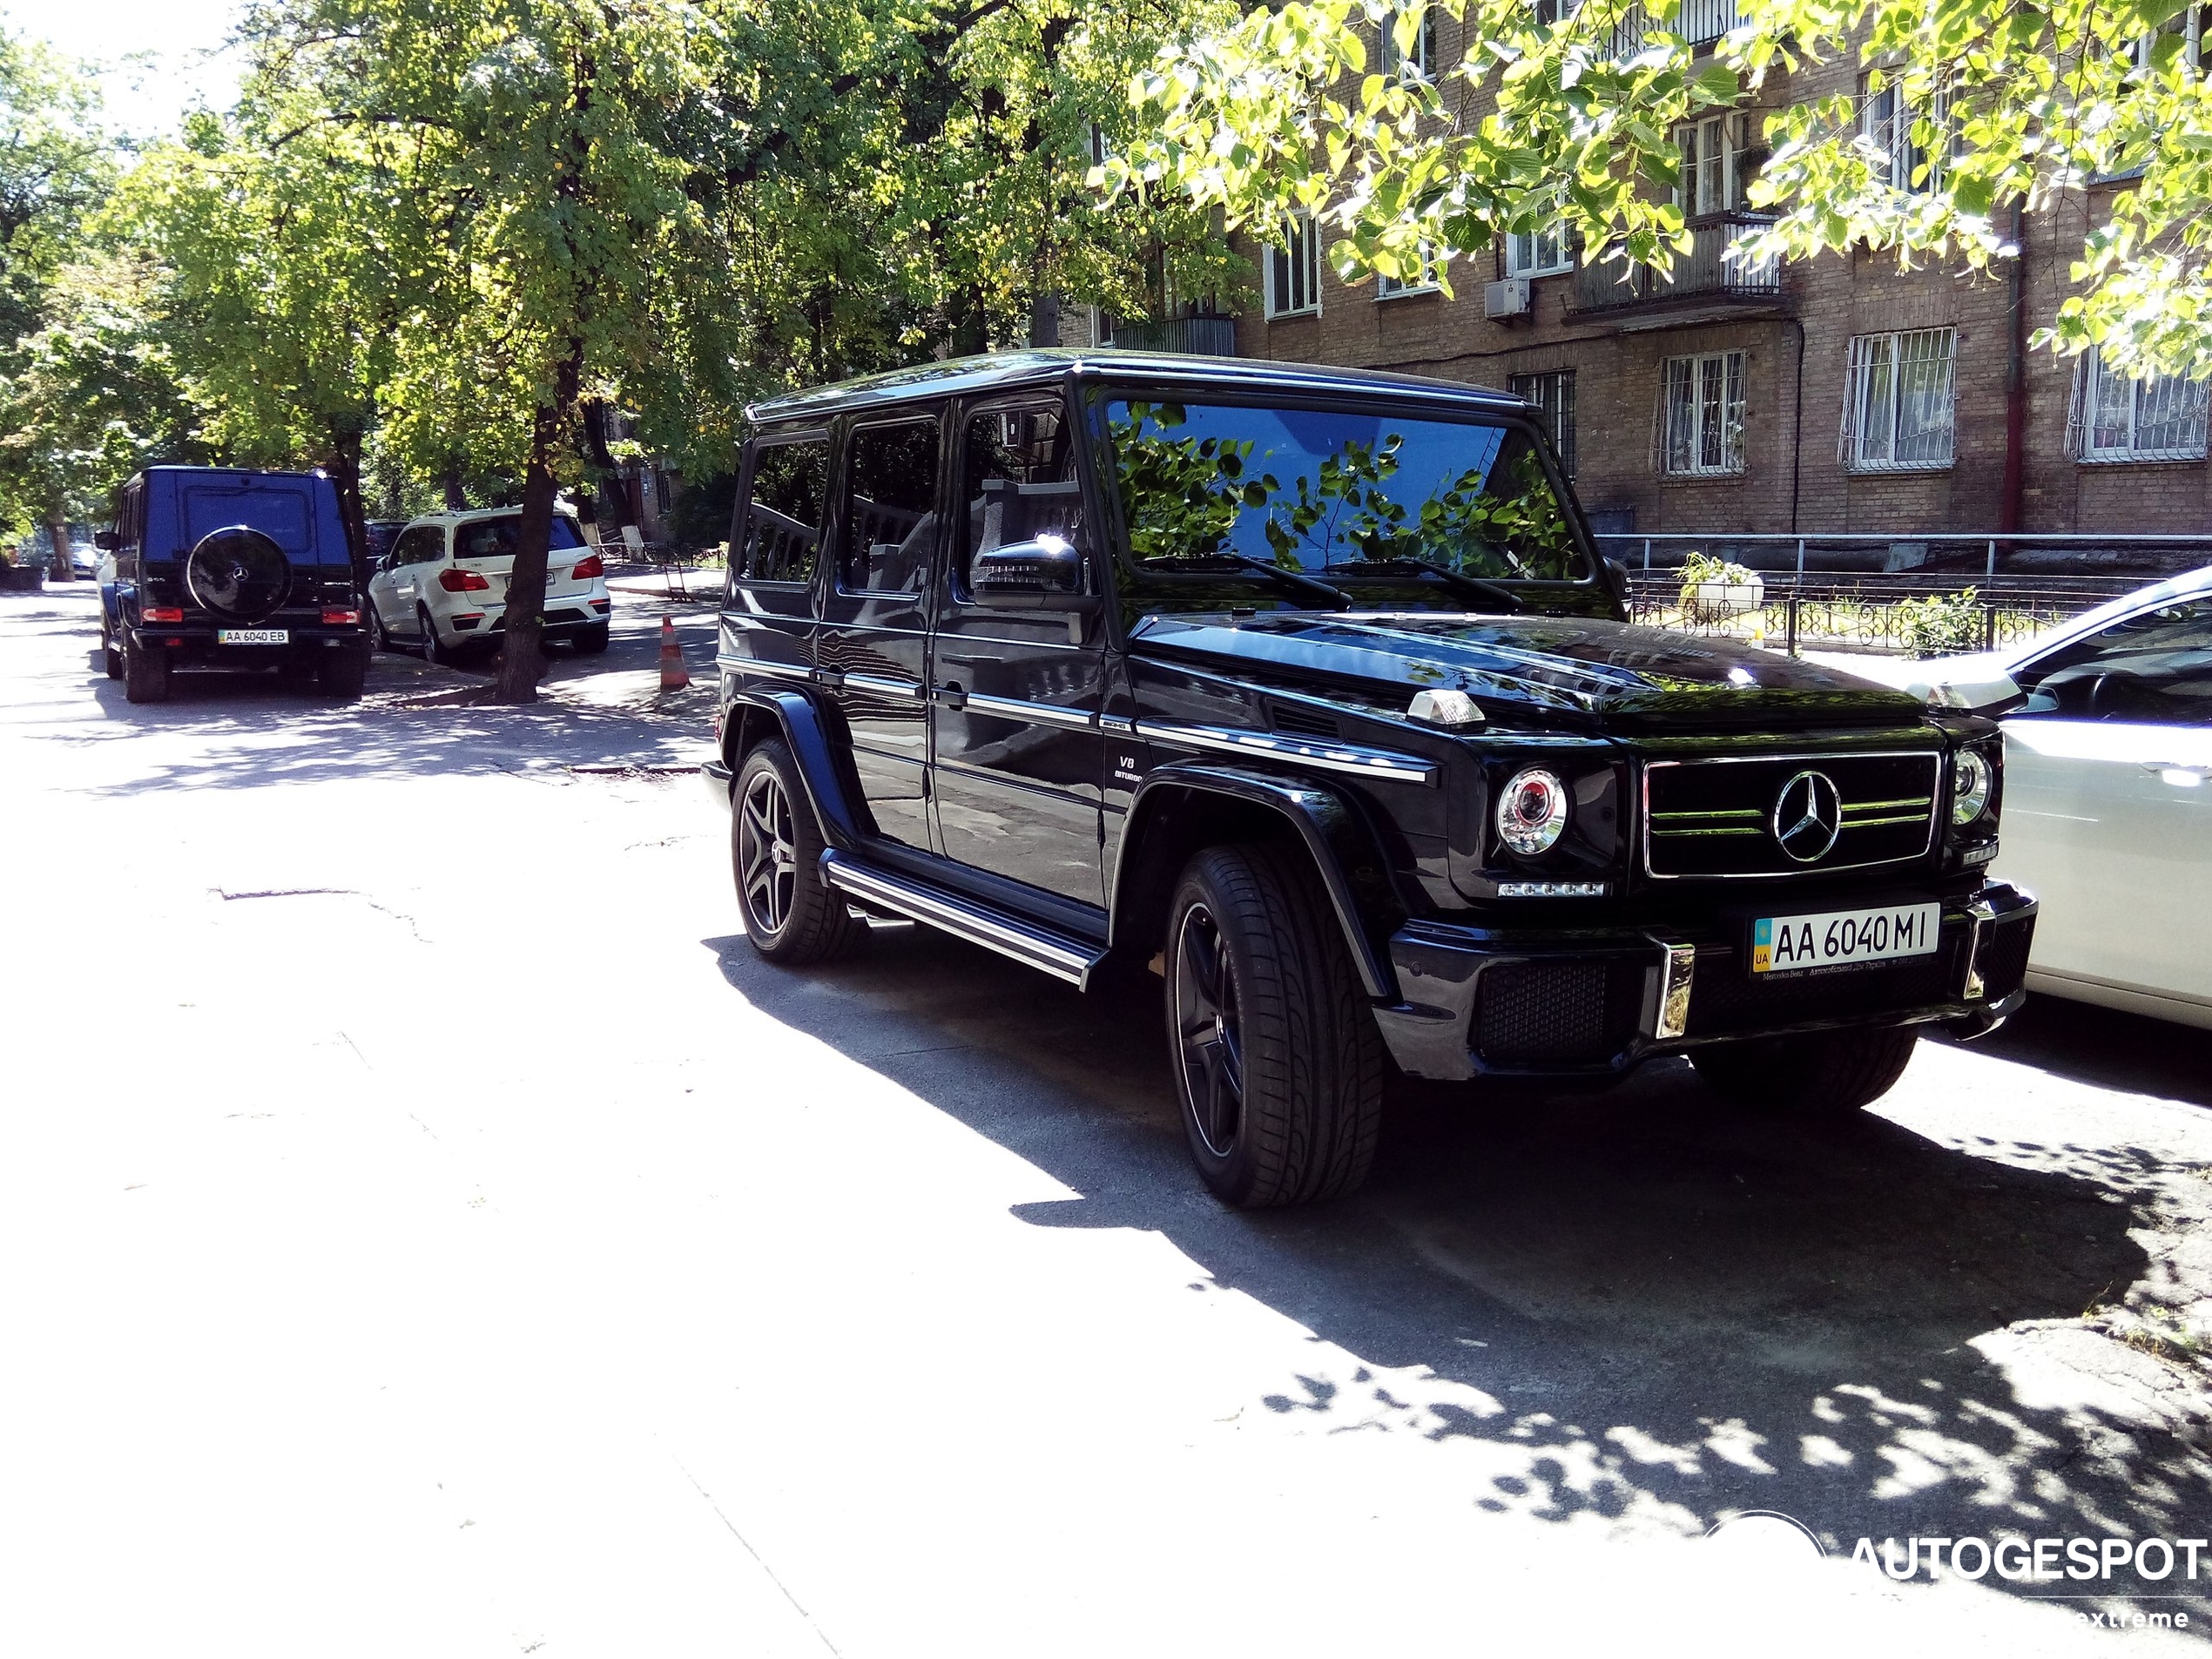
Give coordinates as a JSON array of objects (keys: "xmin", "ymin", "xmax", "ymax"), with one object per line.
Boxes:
[{"xmin": 931, "ymin": 682, "xmax": 967, "ymax": 711}]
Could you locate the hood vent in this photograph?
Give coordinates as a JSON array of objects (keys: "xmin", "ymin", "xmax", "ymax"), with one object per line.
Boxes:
[{"xmin": 1269, "ymin": 703, "xmax": 1341, "ymax": 740}]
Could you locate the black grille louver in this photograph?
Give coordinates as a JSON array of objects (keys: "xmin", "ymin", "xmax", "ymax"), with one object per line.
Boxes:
[
  {"xmin": 1644, "ymin": 752, "xmax": 1940, "ymax": 878},
  {"xmin": 1685, "ymin": 943, "xmax": 1960, "ymax": 1036},
  {"xmin": 1474, "ymin": 960, "xmax": 1645, "ymax": 1066},
  {"xmin": 1975, "ymin": 917, "xmax": 2033, "ymax": 1001},
  {"xmin": 1269, "ymin": 703, "xmax": 1340, "ymax": 740}
]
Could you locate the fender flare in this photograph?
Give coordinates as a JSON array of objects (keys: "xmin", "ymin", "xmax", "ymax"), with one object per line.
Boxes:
[
  {"xmin": 1111, "ymin": 763, "xmax": 1401, "ymax": 1001},
  {"xmin": 718, "ymin": 687, "xmax": 867, "ymax": 849}
]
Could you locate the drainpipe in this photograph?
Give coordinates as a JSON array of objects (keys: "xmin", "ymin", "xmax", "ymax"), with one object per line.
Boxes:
[
  {"xmin": 1999, "ymin": 204, "xmax": 2027, "ymax": 541},
  {"xmin": 1785, "ymin": 317, "xmax": 1806, "ymax": 535}
]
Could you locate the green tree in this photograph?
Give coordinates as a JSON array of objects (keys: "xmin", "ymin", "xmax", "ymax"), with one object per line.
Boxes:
[
  {"xmin": 0, "ymin": 28, "xmax": 123, "ymax": 572},
  {"xmin": 1107, "ymin": 0, "xmax": 2212, "ymax": 382}
]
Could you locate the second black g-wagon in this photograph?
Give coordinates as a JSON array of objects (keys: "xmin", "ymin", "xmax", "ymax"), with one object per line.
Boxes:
[{"xmin": 705, "ymin": 351, "xmax": 2036, "ymax": 1206}]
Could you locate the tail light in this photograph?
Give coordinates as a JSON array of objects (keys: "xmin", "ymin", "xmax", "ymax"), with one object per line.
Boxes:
[
  {"xmin": 438, "ymin": 568, "xmax": 490, "ymax": 592},
  {"xmin": 143, "ymin": 606, "xmax": 184, "ymax": 623},
  {"xmin": 322, "ymin": 608, "xmax": 361, "ymax": 624},
  {"xmin": 570, "ymin": 554, "xmax": 604, "ymax": 581}
]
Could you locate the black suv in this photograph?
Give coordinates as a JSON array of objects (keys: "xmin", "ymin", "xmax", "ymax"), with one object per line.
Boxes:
[{"xmin": 705, "ymin": 353, "xmax": 2036, "ymax": 1206}]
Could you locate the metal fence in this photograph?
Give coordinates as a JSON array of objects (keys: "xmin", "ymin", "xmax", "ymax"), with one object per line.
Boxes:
[{"xmin": 1598, "ymin": 532, "xmax": 2212, "ymax": 658}]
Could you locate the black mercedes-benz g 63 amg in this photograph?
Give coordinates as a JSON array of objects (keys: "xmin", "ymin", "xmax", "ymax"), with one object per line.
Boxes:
[{"xmin": 704, "ymin": 352, "xmax": 2036, "ymax": 1207}]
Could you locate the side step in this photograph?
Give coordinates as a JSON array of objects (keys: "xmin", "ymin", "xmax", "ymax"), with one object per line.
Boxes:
[{"xmin": 819, "ymin": 851, "xmax": 1108, "ymax": 988}]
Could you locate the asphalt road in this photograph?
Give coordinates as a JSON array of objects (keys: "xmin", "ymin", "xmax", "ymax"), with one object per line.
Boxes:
[{"xmin": 3, "ymin": 584, "xmax": 2208, "ymax": 1657}]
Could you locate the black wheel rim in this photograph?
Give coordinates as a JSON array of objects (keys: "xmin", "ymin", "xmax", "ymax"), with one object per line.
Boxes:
[
  {"xmin": 738, "ymin": 770, "xmax": 798, "ymax": 936},
  {"xmin": 1172, "ymin": 901, "xmax": 1244, "ymax": 1157}
]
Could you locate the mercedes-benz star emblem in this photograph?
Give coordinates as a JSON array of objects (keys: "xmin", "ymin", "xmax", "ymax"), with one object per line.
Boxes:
[{"xmin": 1771, "ymin": 769, "xmax": 1842, "ymax": 863}]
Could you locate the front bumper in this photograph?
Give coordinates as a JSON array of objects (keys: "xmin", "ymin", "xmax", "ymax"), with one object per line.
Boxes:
[
  {"xmin": 1372, "ymin": 880, "xmax": 2038, "ymax": 1082},
  {"xmin": 703, "ymin": 758, "xmax": 733, "ymax": 810}
]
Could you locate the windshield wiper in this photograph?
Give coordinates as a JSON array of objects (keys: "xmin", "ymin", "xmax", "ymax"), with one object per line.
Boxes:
[
  {"xmin": 1184, "ymin": 554, "xmax": 1352, "ymax": 610},
  {"xmin": 1347, "ymin": 557, "xmax": 1523, "ymax": 613}
]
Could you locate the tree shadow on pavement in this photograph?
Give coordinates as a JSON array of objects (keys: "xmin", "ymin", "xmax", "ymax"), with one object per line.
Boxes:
[
  {"xmin": 1948, "ymin": 995, "xmax": 2212, "ymax": 1112},
  {"xmin": 706, "ymin": 922, "xmax": 2212, "ymax": 1615}
]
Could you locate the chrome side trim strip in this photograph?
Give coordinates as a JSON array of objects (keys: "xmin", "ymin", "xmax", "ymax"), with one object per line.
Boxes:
[
  {"xmin": 842, "ymin": 672, "xmax": 924, "ymax": 698},
  {"xmin": 1131, "ymin": 720, "xmax": 1437, "ymax": 786},
  {"xmin": 820, "ymin": 853, "xmax": 1105, "ymax": 988},
  {"xmin": 961, "ymin": 691, "xmax": 1099, "ymax": 731},
  {"xmin": 718, "ymin": 655, "xmax": 813, "ymax": 681}
]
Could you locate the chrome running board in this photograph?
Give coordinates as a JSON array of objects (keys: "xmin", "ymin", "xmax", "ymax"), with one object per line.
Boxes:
[{"xmin": 819, "ymin": 852, "xmax": 1108, "ymax": 988}]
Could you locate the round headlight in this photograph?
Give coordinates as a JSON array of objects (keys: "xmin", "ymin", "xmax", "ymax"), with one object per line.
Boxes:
[
  {"xmin": 1497, "ymin": 767, "xmax": 1569, "ymax": 857},
  {"xmin": 1952, "ymin": 748, "xmax": 1993, "ymax": 825}
]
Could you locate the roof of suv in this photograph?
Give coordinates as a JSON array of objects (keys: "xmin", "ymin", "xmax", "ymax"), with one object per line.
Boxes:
[{"xmin": 747, "ymin": 348, "xmax": 1530, "ymax": 423}]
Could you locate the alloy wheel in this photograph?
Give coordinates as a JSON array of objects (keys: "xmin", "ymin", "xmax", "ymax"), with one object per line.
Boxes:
[
  {"xmin": 1172, "ymin": 900, "xmax": 1245, "ymax": 1157},
  {"xmin": 738, "ymin": 769, "xmax": 799, "ymax": 937}
]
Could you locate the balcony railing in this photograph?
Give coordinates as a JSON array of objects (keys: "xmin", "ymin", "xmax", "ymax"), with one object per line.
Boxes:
[
  {"xmin": 1568, "ymin": 213, "xmax": 1781, "ymax": 318},
  {"xmin": 1607, "ymin": 0, "xmax": 1741, "ymax": 56},
  {"xmin": 1105, "ymin": 314, "xmax": 1239, "ymax": 357}
]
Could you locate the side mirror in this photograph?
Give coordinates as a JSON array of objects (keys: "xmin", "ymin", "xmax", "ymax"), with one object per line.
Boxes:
[
  {"xmin": 970, "ymin": 536, "xmax": 1097, "ymax": 614},
  {"xmin": 94, "ymin": 529, "xmax": 121, "ymax": 552}
]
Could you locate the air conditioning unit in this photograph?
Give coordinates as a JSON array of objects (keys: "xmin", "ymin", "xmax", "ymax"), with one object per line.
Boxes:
[{"xmin": 1485, "ymin": 278, "xmax": 1531, "ymax": 320}]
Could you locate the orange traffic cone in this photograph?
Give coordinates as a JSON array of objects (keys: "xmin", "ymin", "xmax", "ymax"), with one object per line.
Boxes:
[{"xmin": 658, "ymin": 615, "xmax": 691, "ymax": 691}]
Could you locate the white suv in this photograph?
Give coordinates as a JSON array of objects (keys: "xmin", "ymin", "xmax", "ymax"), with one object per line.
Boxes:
[{"xmin": 366, "ymin": 508, "xmax": 612, "ymax": 663}]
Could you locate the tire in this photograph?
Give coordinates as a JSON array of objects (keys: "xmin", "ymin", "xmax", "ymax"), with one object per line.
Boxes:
[
  {"xmin": 317, "ymin": 647, "xmax": 368, "ymax": 701},
  {"xmin": 122, "ymin": 631, "xmax": 170, "ymax": 705},
  {"xmin": 570, "ymin": 622, "xmax": 610, "ymax": 655},
  {"xmin": 1691, "ymin": 1023, "xmax": 1920, "ymax": 1117},
  {"xmin": 369, "ymin": 605, "xmax": 397, "ymax": 654},
  {"xmin": 417, "ymin": 605, "xmax": 453, "ymax": 666},
  {"xmin": 732, "ymin": 740, "xmax": 866, "ymax": 965},
  {"xmin": 1163, "ymin": 844, "xmax": 1384, "ymax": 1208},
  {"xmin": 101, "ymin": 617, "xmax": 122, "ymax": 679}
]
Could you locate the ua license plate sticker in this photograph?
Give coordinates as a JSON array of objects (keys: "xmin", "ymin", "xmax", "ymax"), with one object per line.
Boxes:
[
  {"xmin": 217, "ymin": 628, "xmax": 288, "ymax": 645},
  {"xmin": 1752, "ymin": 901, "xmax": 1940, "ymax": 974}
]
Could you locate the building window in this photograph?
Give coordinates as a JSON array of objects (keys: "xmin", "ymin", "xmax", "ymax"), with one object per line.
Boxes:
[
  {"xmin": 1506, "ymin": 226, "xmax": 1571, "ymax": 277},
  {"xmin": 1379, "ymin": 6, "xmax": 1434, "ymax": 78},
  {"xmin": 2072, "ymin": 353, "xmax": 2211, "ymax": 463},
  {"xmin": 1844, "ymin": 327, "xmax": 1956, "ymax": 471},
  {"xmin": 1376, "ymin": 243, "xmax": 1443, "ymax": 299},
  {"xmin": 1265, "ymin": 212, "xmax": 1321, "ymax": 319},
  {"xmin": 1511, "ymin": 370, "xmax": 1577, "ymax": 476},
  {"xmin": 1675, "ymin": 114, "xmax": 1752, "ymax": 217},
  {"xmin": 1859, "ymin": 76, "xmax": 1948, "ymax": 192},
  {"xmin": 1662, "ymin": 352, "xmax": 1745, "ymax": 476}
]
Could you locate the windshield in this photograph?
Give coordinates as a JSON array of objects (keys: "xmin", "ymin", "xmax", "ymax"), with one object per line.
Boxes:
[{"xmin": 1102, "ymin": 399, "xmax": 1587, "ymax": 583}]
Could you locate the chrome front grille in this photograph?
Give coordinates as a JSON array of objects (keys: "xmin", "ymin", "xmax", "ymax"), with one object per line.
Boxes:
[{"xmin": 1642, "ymin": 751, "xmax": 1941, "ymax": 879}]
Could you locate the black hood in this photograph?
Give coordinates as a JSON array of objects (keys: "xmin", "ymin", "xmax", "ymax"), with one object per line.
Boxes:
[{"xmin": 1129, "ymin": 612, "xmax": 1928, "ymax": 732}]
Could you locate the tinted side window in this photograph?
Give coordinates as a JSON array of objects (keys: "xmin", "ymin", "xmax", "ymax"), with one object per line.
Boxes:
[
  {"xmin": 958, "ymin": 404, "xmax": 1081, "ymax": 593},
  {"xmin": 840, "ymin": 418, "xmax": 941, "ymax": 593},
  {"xmin": 738, "ymin": 438, "xmax": 829, "ymax": 583},
  {"xmin": 399, "ymin": 528, "xmax": 444, "ymax": 565},
  {"xmin": 2016, "ymin": 598, "xmax": 2212, "ymax": 726}
]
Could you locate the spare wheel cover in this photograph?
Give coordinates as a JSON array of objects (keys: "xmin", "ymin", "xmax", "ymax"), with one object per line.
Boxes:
[{"xmin": 185, "ymin": 525, "xmax": 292, "ymax": 623}]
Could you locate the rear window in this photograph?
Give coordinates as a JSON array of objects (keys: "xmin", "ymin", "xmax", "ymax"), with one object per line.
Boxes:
[
  {"xmin": 182, "ymin": 485, "xmax": 313, "ymax": 556},
  {"xmin": 454, "ymin": 516, "xmax": 586, "ymax": 560}
]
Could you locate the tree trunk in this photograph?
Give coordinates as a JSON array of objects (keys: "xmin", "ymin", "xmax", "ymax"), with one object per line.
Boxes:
[
  {"xmin": 442, "ymin": 464, "xmax": 469, "ymax": 511},
  {"xmin": 46, "ymin": 514, "xmax": 73, "ymax": 582},
  {"xmin": 327, "ymin": 428, "xmax": 371, "ymax": 591},
  {"xmin": 491, "ymin": 341, "xmax": 584, "ymax": 705}
]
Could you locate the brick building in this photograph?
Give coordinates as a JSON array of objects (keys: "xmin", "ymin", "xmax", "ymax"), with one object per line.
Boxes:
[{"xmin": 1080, "ymin": 2, "xmax": 2211, "ymax": 545}]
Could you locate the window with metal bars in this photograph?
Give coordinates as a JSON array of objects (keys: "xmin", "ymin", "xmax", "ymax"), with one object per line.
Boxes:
[
  {"xmin": 1510, "ymin": 370, "xmax": 1577, "ymax": 476},
  {"xmin": 1662, "ymin": 352, "xmax": 1745, "ymax": 476},
  {"xmin": 2069, "ymin": 353, "xmax": 2211, "ymax": 462},
  {"xmin": 1843, "ymin": 328, "xmax": 1955, "ymax": 470},
  {"xmin": 1265, "ymin": 212, "xmax": 1322, "ymax": 319}
]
